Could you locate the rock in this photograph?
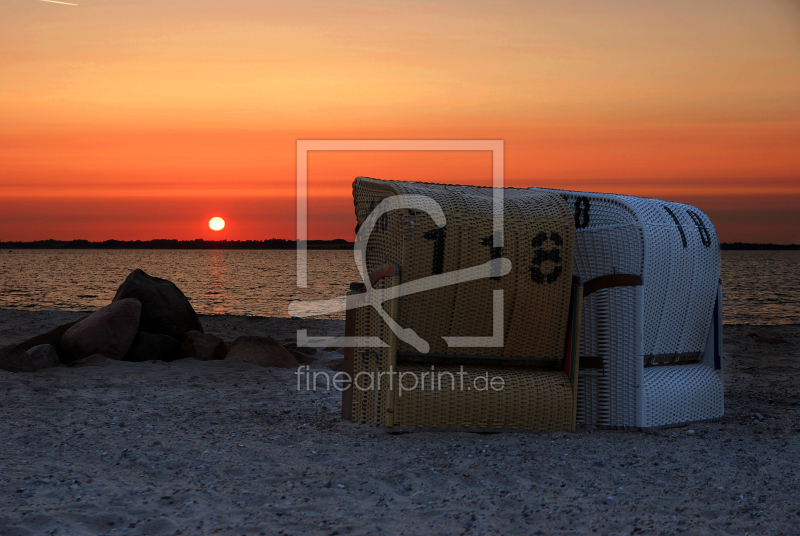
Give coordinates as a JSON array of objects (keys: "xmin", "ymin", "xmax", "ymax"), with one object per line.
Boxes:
[
  {"xmin": 289, "ymin": 349, "xmax": 316, "ymax": 365},
  {"xmin": 69, "ymin": 354, "xmax": 112, "ymax": 367},
  {"xmin": 180, "ymin": 330, "xmax": 227, "ymax": 361},
  {"xmin": 19, "ymin": 319, "xmax": 87, "ymax": 362},
  {"xmin": 755, "ymin": 412, "xmax": 764, "ymax": 420},
  {"xmin": 26, "ymin": 344, "xmax": 60, "ymax": 369},
  {"xmin": 60, "ymin": 299, "xmax": 141, "ymax": 362},
  {"xmin": 225, "ymin": 336, "xmax": 298, "ymax": 369},
  {"xmin": 0, "ymin": 344, "xmax": 35, "ymax": 373},
  {"xmin": 125, "ymin": 332, "xmax": 181, "ymax": 362},
  {"xmin": 112, "ymin": 269, "xmax": 203, "ymax": 339},
  {"xmin": 284, "ymin": 342, "xmax": 317, "ymax": 356}
]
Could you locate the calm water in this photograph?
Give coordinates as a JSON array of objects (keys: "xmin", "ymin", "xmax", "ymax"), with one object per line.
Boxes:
[
  {"xmin": 0, "ymin": 249, "xmax": 797, "ymax": 325},
  {"xmin": 720, "ymin": 250, "xmax": 800, "ymax": 325},
  {"xmin": 0, "ymin": 250, "xmax": 359, "ymax": 319}
]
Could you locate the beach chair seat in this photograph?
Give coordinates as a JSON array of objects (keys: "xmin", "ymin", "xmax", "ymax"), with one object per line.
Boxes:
[
  {"xmin": 529, "ymin": 188, "xmax": 724, "ymax": 428},
  {"xmin": 341, "ymin": 177, "xmax": 583, "ymax": 431}
]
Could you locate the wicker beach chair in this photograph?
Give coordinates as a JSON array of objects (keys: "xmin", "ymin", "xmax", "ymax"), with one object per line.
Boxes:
[
  {"xmin": 529, "ymin": 188, "xmax": 724, "ymax": 428},
  {"xmin": 341, "ymin": 177, "xmax": 584, "ymax": 431}
]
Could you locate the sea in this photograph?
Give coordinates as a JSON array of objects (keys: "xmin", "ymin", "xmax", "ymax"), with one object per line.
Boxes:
[{"xmin": 0, "ymin": 249, "xmax": 797, "ymax": 325}]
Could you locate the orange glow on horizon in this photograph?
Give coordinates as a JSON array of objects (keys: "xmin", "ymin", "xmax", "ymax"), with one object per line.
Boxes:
[{"xmin": 1, "ymin": 1, "xmax": 798, "ymax": 243}]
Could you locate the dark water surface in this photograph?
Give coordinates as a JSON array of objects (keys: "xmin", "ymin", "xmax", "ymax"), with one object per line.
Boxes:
[
  {"xmin": 0, "ymin": 250, "xmax": 359, "ymax": 319},
  {"xmin": 0, "ymin": 249, "xmax": 797, "ymax": 325},
  {"xmin": 720, "ymin": 250, "xmax": 799, "ymax": 325}
]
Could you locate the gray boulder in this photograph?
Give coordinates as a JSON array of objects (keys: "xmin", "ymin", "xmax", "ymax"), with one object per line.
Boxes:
[
  {"xmin": 225, "ymin": 336, "xmax": 298, "ymax": 369},
  {"xmin": 69, "ymin": 354, "xmax": 112, "ymax": 368},
  {"xmin": 289, "ymin": 348, "xmax": 316, "ymax": 365},
  {"xmin": 124, "ymin": 332, "xmax": 181, "ymax": 362},
  {"xmin": 180, "ymin": 330, "xmax": 227, "ymax": 361},
  {"xmin": 112, "ymin": 269, "xmax": 203, "ymax": 339},
  {"xmin": 19, "ymin": 318, "xmax": 86, "ymax": 362},
  {"xmin": 284, "ymin": 342, "xmax": 317, "ymax": 356},
  {"xmin": 26, "ymin": 344, "xmax": 61, "ymax": 369},
  {"xmin": 0, "ymin": 344, "xmax": 35, "ymax": 373},
  {"xmin": 60, "ymin": 299, "xmax": 141, "ymax": 362}
]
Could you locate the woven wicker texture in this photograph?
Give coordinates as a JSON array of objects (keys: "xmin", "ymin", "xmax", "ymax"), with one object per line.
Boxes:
[
  {"xmin": 530, "ymin": 188, "xmax": 723, "ymax": 428},
  {"xmin": 349, "ymin": 178, "xmax": 580, "ymax": 430},
  {"xmin": 392, "ymin": 365, "xmax": 575, "ymax": 431},
  {"xmin": 348, "ymin": 276, "xmax": 583, "ymax": 430},
  {"xmin": 350, "ymin": 276, "xmax": 399, "ymax": 427},
  {"xmin": 642, "ymin": 364, "xmax": 724, "ymax": 427},
  {"xmin": 354, "ymin": 177, "xmax": 575, "ymax": 360}
]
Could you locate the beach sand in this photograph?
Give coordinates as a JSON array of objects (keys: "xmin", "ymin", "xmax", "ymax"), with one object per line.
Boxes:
[{"xmin": 1, "ymin": 309, "xmax": 799, "ymax": 535}]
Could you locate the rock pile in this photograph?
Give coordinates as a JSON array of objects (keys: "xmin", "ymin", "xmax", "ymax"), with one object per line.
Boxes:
[
  {"xmin": 124, "ymin": 331, "xmax": 182, "ymax": 363},
  {"xmin": 180, "ymin": 330, "xmax": 227, "ymax": 361},
  {"xmin": 112, "ymin": 269, "xmax": 203, "ymax": 339},
  {"xmin": 0, "ymin": 345, "xmax": 36, "ymax": 373},
  {"xmin": 0, "ymin": 268, "xmax": 308, "ymax": 373},
  {"xmin": 25, "ymin": 344, "xmax": 60, "ymax": 369},
  {"xmin": 225, "ymin": 336, "xmax": 297, "ymax": 368},
  {"xmin": 60, "ymin": 298, "xmax": 142, "ymax": 361}
]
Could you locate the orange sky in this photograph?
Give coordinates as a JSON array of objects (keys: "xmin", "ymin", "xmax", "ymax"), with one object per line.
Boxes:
[{"xmin": 1, "ymin": 0, "xmax": 799, "ymax": 243}]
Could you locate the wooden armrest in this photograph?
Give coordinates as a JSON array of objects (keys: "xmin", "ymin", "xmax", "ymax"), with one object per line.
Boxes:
[
  {"xmin": 367, "ymin": 263, "xmax": 400, "ymax": 289},
  {"xmin": 583, "ymin": 273, "xmax": 642, "ymax": 298},
  {"xmin": 349, "ymin": 264, "xmax": 401, "ymax": 294}
]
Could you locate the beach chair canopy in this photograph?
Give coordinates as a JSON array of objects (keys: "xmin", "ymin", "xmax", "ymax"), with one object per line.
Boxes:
[
  {"xmin": 530, "ymin": 187, "xmax": 724, "ymax": 428},
  {"xmin": 353, "ymin": 177, "xmax": 576, "ymax": 361},
  {"xmin": 344, "ymin": 178, "xmax": 583, "ymax": 431}
]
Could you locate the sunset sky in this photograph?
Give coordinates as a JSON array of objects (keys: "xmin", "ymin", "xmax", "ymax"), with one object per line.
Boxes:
[{"xmin": 1, "ymin": 0, "xmax": 799, "ymax": 243}]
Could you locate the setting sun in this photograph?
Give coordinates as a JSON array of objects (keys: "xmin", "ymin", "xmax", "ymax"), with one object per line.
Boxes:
[{"xmin": 208, "ymin": 217, "xmax": 225, "ymax": 231}]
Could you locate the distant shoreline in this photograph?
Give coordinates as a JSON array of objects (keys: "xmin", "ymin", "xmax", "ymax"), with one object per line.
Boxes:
[
  {"xmin": 719, "ymin": 242, "xmax": 800, "ymax": 250},
  {"xmin": 0, "ymin": 240, "xmax": 797, "ymax": 250},
  {"xmin": 0, "ymin": 239, "xmax": 353, "ymax": 250}
]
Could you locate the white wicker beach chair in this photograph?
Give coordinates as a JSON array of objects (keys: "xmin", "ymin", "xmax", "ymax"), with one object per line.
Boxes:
[{"xmin": 529, "ymin": 188, "xmax": 724, "ymax": 428}]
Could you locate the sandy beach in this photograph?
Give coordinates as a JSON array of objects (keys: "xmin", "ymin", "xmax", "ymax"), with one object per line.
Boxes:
[{"xmin": 1, "ymin": 309, "xmax": 799, "ymax": 536}]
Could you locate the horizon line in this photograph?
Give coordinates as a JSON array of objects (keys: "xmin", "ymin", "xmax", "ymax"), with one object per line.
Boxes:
[{"xmin": 1, "ymin": 239, "xmax": 798, "ymax": 250}]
